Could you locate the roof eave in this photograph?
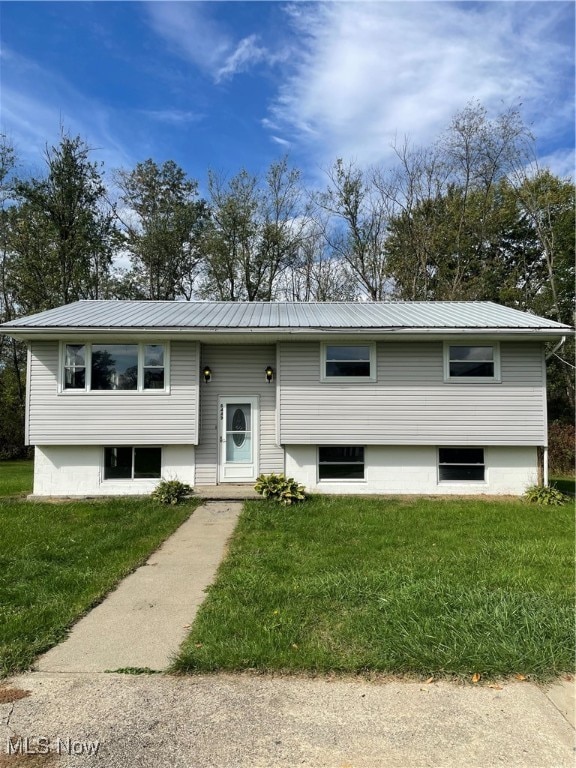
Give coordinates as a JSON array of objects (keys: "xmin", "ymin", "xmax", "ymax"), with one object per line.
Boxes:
[{"xmin": 1, "ymin": 325, "xmax": 571, "ymax": 343}]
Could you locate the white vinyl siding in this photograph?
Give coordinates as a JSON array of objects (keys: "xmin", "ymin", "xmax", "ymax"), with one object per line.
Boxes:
[
  {"xmin": 279, "ymin": 341, "xmax": 545, "ymax": 446},
  {"xmin": 28, "ymin": 341, "xmax": 198, "ymax": 445},
  {"xmin": 195, "ymin": 344, "xmax": 284, "ymax": 484}
]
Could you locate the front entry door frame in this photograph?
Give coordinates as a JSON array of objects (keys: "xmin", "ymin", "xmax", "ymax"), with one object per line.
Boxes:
[{"xmin": 218, "ymin": 396, "xmax": 259, "ymax": 483}]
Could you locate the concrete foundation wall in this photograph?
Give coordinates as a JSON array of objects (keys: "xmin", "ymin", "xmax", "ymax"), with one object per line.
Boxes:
[
  {"xmin": 33, "ymin": 445, "xmax": 195, "ymax": 496},
  {"xmin": 285, "ymin": 445, "xmax": 538, "ymax": 495}
]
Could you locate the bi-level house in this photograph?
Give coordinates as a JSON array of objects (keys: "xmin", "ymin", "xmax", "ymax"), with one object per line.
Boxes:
[{"xmin": 0, "ymin": 300, "xmax": 570, "ymax": 497}]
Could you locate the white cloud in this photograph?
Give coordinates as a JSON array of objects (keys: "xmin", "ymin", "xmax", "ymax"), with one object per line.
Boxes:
[
  {"xmin": 141, "ymin": 109, "xmax": 203, "ymax": 125},
  {"xmin": 534, "ymin": 148, "xmax": 576, "ymax": 181},
  {"xmin": 0, "ymin": 47, "xmax": 134, "ymax": 175},
  {"xmin": 267, "ymin": 2, "xmax": 574, "ymax": 172},
  {"xmin": 145, "ymin": 3, "xmax": 275, "ymax": 83},
  {"xmin": 215, "ymin": 34, "xmax": 268, "ymax": 83},
  {"xmin": 270, "ymin": 135, "xmax": 292, "ymax": 148}
]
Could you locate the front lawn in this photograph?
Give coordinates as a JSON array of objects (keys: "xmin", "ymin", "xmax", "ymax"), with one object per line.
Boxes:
[
  {"xmin": 0, "ymin": 496, "xmax": 199, "ymax": 677},
  {"xmin": 175, "ymin": 495, "xmax": 574, "ymax": 680},
  {"xmin": 0, "ymin": 459, "xmax": 34, "ymax": 497}
]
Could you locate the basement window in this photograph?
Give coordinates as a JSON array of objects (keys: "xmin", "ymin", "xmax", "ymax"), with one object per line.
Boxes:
[
  {"xmin": 104, "ymin": 447, "xmax": 162, "ymax": 480},
  {"xmin": 318, "ymin": 446, "xmax": 365, "ymax": 480},
  {"xmin": 438, "ymin": 448, "xmax": 485, "ymax": 482}
]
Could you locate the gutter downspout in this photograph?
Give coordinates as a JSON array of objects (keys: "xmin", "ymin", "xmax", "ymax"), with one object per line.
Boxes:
[{"xmin": 545, "ymin": 335, "xmax": 566, "ymax": 360}]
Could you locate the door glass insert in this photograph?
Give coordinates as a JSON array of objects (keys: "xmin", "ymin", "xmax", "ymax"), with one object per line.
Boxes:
[{"xmin": 226, "ymin": 403, "xmax": 252, "ymax": 463}]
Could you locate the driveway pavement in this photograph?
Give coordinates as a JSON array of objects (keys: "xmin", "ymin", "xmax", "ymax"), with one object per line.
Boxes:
[{"xmin": 1, "ymin": 672, "xmax": 574, "ymax": 767}]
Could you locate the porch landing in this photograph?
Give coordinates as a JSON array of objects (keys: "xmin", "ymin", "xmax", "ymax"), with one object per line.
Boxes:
[{"xmin": 194, "ymin": 484, "xmax": 259, "ymax": 500}]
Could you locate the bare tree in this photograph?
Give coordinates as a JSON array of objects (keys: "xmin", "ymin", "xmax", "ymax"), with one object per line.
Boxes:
[{"xmin": 316, "ymin": 159, "xmax": 391, "ymax": 299}]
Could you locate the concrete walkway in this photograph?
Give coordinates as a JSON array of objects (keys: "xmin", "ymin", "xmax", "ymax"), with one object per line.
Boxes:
[{"xmin": 36, "ymin": 501, "xmax": 241, "ymax": 673}]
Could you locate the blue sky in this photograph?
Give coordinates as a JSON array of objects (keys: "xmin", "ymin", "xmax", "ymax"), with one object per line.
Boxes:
[{"xmin": 1, "ymin": 1, "xmax": 574, "ymax": 191}]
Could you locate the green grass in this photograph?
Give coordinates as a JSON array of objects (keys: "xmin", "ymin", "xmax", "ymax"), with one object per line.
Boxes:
[
  {"xmin": 550, "ymin": 475, "xmax": 575, "ymax": 495},
  {"xmin": 0, "ymin": 459, "xmax": 34, "ymax": 497},
  {"xmin": 0, "ymin": 495, "xmax": 199, "ymax": 677},
  {"xmin": 174, "ymin": 495, "xmax": 575, "ymax": 680}
]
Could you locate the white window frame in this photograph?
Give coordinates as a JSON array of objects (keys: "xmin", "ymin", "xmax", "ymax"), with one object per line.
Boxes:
[
  {"xmin": 443, "ymin": 342, "xmax": 500, "ymax": 383},
  {"xmin": 317, "ymin": 446, "xmax": 366, "ymax": 483},
  {"xmin": 321, "ymin": 343, "xmax": 377, "ymax": 382},
  {"xmin": 59, "ymin": 342, "xmax": 170, "ymax": 394},
  {"xmin": 101, "ymin": 446, "xmax": 163, "ymax": 482},
  {"xmin": 437, "ymin": 447, "xmax": 486, "ymax": 484}
]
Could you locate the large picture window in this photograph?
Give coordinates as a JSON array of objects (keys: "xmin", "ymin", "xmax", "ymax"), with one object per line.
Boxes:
[
  {"xmin": 438, "ymin": 448, "xmax": 485, "ymax": 482},
  {"xmin": 62, "ymin": 343, "xmax": 168, "ymax": 392},
  {"xmin": 322, "ymin": 344, "xmax": 375, "ymax": 380},
  {"xmin": 318, "ymin": 446, "xmax": 365, "ymax": 480},
  {"xmin": 104, "ymin": 447, "xmax": 162, "ymax": 480},
  {"xmin": 444, "ymin": 344, "xmax": 499, "ymax": 381},
  {"xmin": 92, "ymin": 344, "xmax": 138, "ymax": 390}
]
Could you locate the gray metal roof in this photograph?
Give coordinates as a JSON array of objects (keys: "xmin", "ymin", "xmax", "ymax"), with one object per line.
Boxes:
[{"xmin": 1, "ymin": 300, "xmax": 571, "ymax": 331}]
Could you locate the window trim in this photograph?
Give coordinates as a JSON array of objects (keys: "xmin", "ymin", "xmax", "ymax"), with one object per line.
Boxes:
[
  {"xmin": 320, "ymin": 343, "xmax": 377, "ymax": 382},
  {"xmin": 102, "ymin": 446, "xmax": 163, "ymax": 482},
  {"xmin": 437, "ymin": 447, "xmax": 486, "ymax": 484},
  {"xmin": 443, "ymin": 342, "xmax": 500, "ymax": 383},
  {"xmin": 59, "ymin": 342, "xmax": 170, "ymax": 394},
  {"xmin": 317, "ymin": 446, "xmax": 366, "ymax": 482}
]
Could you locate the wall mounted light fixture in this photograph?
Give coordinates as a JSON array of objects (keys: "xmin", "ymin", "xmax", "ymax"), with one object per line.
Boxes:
[
  {"xmin": 265, "ymin": 365, "xmax": 274, "ymax": 383},
  {"xmin": 203, "ymin": 366, "xmax": 212, "ymax": 383}
]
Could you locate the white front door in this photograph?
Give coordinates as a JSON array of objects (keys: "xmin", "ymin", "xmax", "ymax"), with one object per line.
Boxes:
[{"xmin": 218, "ymin": 397, "xmax": 258, "ymax": 482}]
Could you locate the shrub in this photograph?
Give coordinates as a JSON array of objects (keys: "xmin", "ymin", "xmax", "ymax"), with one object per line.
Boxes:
[
  {"xmin": 524, "ymin": 484, "xmax": 570, "ymax": 506},
  {"xmin": 151, "ymin": 479, "xmax": 193, "ymax": 505},
  {"xmin": 548, "ymin": 421, "xmax": 575, "ymax": 476},
  {"xmin": 254, "ymin": 473, "xmax": 306, "ymax": 506}
]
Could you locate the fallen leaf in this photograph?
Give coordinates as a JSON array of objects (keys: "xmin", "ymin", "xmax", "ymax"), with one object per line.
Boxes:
[
  {"xmin": 564, "ymin": 675, "xmax": 573, "ymax": 682},
  {"xmin": 291, "ymin": 644, "xmax": 299, "ymax": 649},
  {"xmin": 194, "ymin": 643, "xmax": 203, "ymax": 648},
  {"xmin": 472, "ymin": 672, "xmax": 481, "ymax": 683},
  {"xmin": 425, "ymin": 677, "xmax": 435, "ymax": 684},
  {"xmin": 488, "ymin": 684, "xmax": 503, "ymax": 690},
  {"xmin": 0, "ymin": 687, "xmax": 30, "ymax": 704},
  {"xmin": 182, "ymin": 624, "xmax": 191, "ymax": 629},
  {"xmin": 515, "ymin": 673, "xmax": 527, "ymax": 681}
]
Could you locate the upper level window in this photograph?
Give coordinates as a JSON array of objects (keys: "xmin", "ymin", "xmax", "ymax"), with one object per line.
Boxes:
[
  {"xmin": 64, "ymin": 344, "xmax": 86, "ymax": 389},
  {"xmin": 444, "ymin": 344, "xmax": 500, "ymax": 382},
  {"xmin": 143, "ymin": 345, "xmax": 165, "ymax": 389},
  {"xmin": 92, "ymin": 344, "xmax": 138, "ymax": 390},
  {"xmin": 322, "ymin": 344, "xmax": 375, "ymax": 381},
  {"xmin": 62, "ymin": 343, "xmax": 168, "ymax": 392}
]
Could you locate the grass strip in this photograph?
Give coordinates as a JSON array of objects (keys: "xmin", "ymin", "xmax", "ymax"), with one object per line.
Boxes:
[
  {"xmin": 0, "ymin": 496, "xmax": 198, "ymax": 677},
  {"xmin": 175, "ymin": 494, "xmax": 574, "ymax": 680},
  {"xmin": 0, "ymin": 460, "xmax": 34, "ymax": 497}
]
